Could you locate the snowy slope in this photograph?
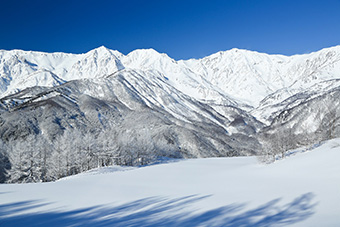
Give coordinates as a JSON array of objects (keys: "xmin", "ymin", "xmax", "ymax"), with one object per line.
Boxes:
[
  {"xmin": 0, "ymin": 74, "xmax": 261, "ymax": 163},
  {"xmin": 0, "ymin": 47, "xmax": 123, "ymax": 97},
  {"xmin": 182, "ymin": 46, "xmax": 340, "ymax": 107},
  {"xmin": 252, "ymin": 79, "xmax": 340, "ymax": 124},
  {"xmin": 0, "ymin": 138, "xmax": 339, "ymax": 226}
]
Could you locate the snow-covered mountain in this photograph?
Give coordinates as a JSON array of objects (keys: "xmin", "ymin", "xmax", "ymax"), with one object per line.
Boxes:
[
  {"xmin": 0, "ymin": 71, "xmax": 260, "ymax": 157},
  {"xmin": 0, "ymin": 69, "xmax": 262, "ymax": 183},
  {"xmin": 2, "ymin": 45, "xmax": 340, "ymax": 111},
  {"xmin": 1, "ymin": 45, "xmax": 340, "ymax": 183}
]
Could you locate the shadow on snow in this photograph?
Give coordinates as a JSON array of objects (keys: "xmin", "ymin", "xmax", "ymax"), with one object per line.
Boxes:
[{"xmin": 0, "ymin": 193, "xmax": 316, "ymax": 227}]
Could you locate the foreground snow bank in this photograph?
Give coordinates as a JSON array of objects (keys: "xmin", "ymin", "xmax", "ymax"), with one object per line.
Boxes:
[{"xmin": 1, "ymin": 139, "xmax": 340, "ymax": 226}]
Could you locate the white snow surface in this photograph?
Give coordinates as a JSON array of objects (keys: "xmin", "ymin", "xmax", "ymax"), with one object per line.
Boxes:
[{"xmin": 1, "ymin": 139, "xmax": 339, "ymax": 226}]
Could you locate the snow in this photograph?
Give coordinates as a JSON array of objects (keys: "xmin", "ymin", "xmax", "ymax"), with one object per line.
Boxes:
[{"xmin": 1, "ymin": 139, "xmax": 339, "ymax": 226}]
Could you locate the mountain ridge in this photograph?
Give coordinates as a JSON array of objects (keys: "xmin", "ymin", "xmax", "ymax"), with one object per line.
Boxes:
[{"xmin": 2, "ymin": 45, "xmax": 340, "ymax": 109}]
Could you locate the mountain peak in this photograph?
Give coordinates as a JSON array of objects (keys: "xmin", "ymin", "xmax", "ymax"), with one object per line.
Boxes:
[
  {"xmin": 127, "ymin": 48, "xmax": 161, "ymax": 57},
  {"xmin": 87, "ymin": 46, "xmax": 123, "ymax": 59},
  {"xmin": 94, "ymin": 45, "xmax": 110, "ymax": 52}
]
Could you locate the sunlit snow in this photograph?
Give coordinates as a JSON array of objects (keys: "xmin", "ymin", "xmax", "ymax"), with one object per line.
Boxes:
[{"xmin": 1, "ymin": 139, "xmax": 339, "ymax": 226}]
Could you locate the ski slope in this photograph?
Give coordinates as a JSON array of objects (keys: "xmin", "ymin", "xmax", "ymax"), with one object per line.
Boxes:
[{"xmin": 0, "ymin": 139, "xmax": 340, "ymax": 226}]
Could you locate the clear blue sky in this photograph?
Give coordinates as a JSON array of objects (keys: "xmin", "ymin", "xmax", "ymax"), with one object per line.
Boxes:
[{"xmin": 1, "ymin": 0, "xmax": 340, "ymax": 60}]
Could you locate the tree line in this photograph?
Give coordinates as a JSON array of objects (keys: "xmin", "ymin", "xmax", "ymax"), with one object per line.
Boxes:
[{"xmin": 0, "ymin": 127, "xmax": 178, "ymax": 183}]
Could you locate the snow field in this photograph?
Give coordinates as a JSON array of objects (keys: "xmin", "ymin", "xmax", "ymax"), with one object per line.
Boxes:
[{"xmin": 0, "ymin": 139, "xmax": 339, "ymax": 226}]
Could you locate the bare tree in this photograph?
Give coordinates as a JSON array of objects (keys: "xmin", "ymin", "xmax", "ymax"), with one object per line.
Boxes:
[
  {"xmin": 258, "ymin": 126, "xmax": 295, "ymax": 163},
  {"xmin": 0, "ymin": 139, "xmax": 10, "ymax": 183}
]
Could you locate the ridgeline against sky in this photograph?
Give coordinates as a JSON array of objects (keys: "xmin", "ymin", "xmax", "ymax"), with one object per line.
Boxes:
[{"xmin": 1, "ymin": 0, "xmax": 340, "ymax": 60}]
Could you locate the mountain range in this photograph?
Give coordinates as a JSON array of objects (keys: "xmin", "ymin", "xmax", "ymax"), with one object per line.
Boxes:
[
  {"xmin": 1, "ymin": 45, "xmax": 340, "ymax": 182},
  {"xmin": 2, "ymin": 45, "xmax": 340, "ymax": 113}
]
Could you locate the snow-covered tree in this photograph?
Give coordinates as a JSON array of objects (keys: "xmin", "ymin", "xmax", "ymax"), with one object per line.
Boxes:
[
  {"xmin": 0, "ymin": 139, "xmax": 10, "ymax": 183},
  {"xmin": 6, "ymin": 135, "xmax": 42, "ymax": 183},
  {"xmin": 259, "ymin": 126, "xmax": 295, "ymax": 163}
]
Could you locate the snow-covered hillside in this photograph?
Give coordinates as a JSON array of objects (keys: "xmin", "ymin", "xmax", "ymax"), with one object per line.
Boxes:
[{"xmin": 1, "ymin": 138, "xmax": 339, "ymax": 226}]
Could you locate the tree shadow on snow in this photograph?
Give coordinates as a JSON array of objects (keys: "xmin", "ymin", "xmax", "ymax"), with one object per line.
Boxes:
[{"xmin": 0, "ymin": 193, "xmax": 317, "ymax": 227}]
